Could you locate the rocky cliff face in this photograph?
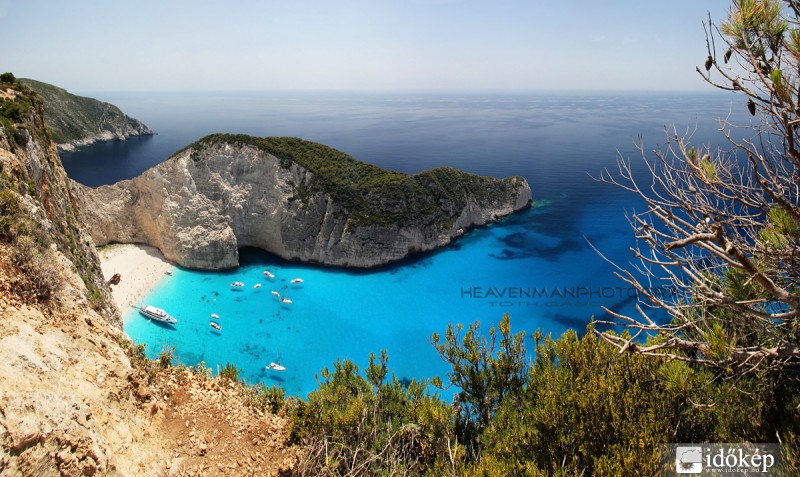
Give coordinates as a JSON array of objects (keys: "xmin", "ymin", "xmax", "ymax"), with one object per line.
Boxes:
[
  {"xmin": 18, "ymin": 78, "xmax": 153, "ymax": 152},
  {"xmin": 0, "ymin": 82, "xmax": 164, "ymax": 475},
  {"xmin": 0, "ymin": 84, "xmax": 294, "ymax": 475},
  {"xmin": 0, "ymin": 87, "xmax": 115, "ymax": 318},
  {"xmin": 75, "ymin": 134, "xmax": 532, "ymax": 269}
]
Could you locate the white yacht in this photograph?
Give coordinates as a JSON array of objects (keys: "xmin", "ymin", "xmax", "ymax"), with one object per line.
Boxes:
[{"xmin": 139, "ymin": 305, "xmax": 178, "ymax": 325}]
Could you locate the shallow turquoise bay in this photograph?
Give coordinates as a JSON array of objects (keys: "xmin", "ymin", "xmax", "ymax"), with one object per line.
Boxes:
[
  {"xmin": 124, "ymin": 200, "xmax": 627, "ymax": 397},
  {"xmin": 89, "ymin": 91, "xmax": 738, "ymax": 397}
]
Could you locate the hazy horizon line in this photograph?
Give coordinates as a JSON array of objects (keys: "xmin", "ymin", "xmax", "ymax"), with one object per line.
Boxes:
[{"xmin": 67, "ymin": 87, "xmax": 728, "ymax": 97}]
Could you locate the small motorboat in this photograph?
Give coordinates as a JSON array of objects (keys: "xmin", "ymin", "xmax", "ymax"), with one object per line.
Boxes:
[
  {"xmin": 267, "ymin": 362, "xmax": 286, "ymax": 371},
  {"xmin": 271, "ymin": 291, "xmax": 280, "ymax": 298},
  {"xmin": 253, "ymin": 283, "xmax": 262, "ymax": 289},
  {"xmin": 164, "ymin": 270, "xmax": 173, "ymax": 276},
  {"xmin": 290, "ymin": 278, "xmax": 303, "ymax": 284},
  {"xmin": 139, "ymin": 305, "xmax": 178, "ymax": 325},
  {"xmin": 210, "ymin": 313, "xmax": 220, "ymax": 320},
  {"xmin": 280, "ymin": 297, "xmax": 293, "ymax": 304},
  {"xmin": 263, "ymin": 270, "xmax": 275, "ymax": 279},
  {"xmin": 231, "ymin": 281, "xmax": 245, "ymax": 289},
  {"xmin": 210, "ymin": 322, "xmax": 221, "ymax": 331}
]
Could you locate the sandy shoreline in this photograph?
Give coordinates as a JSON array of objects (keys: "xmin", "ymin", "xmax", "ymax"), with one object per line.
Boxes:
[{"xmin": 98, "ymin": 244, "xmax": 174, "ymax": 313}]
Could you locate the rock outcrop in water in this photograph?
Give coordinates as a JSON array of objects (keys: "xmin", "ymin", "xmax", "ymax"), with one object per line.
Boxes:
[
  {"xmin": 75, "ymin": 134, "xmax": 532, "ymax": 269},
  {"xmin": 18, "ymin": 78, "xmax": 153, "ymax": 152}
]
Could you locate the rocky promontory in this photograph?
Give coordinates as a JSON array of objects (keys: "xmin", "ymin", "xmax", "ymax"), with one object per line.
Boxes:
[
  {"xmin": 75, "ymin": 134, "xmax": 532, "ymax": 269},
  {"xmin": 18, "ymin": 78, "xmax": 153, "ymax": 152}
]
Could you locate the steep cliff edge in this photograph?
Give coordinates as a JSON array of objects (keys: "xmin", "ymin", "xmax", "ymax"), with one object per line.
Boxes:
[
  {"xmin": 0, "ymin": 78, "xmax": 164, "ymax": 475},
  {"xmin": 75, "ymin": 134, "xmax": 532, "ymax": 269},
  {"xmin": 0, "ymin": 81, "xmax": 295, "ymax": 475},
  {"xmin": 18, "ymin": 78, "xmax": 153, "ymax": 152}
]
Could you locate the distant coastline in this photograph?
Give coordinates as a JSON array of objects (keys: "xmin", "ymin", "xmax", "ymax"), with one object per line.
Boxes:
[{"xmin": 19, "ymin": 78, "xmax": 154, "ymax": 152}]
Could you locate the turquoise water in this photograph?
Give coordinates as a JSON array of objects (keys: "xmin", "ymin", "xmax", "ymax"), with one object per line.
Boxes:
[
  {"xmin": 123, "ymin": 198, "xmax": 628, "ymax": 396},
  {"xmin": 66, "ymin": 91, "xmax": 745, "ymax": 396}
]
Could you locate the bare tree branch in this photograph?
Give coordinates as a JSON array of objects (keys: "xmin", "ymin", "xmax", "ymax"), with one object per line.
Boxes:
[{"xmin": 594, "ymin": 0, "xmax": 800, "ymax": 372}]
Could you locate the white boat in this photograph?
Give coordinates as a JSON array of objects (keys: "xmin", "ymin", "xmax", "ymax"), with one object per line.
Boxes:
[
  {"xmin": 253, "ymin": 284, "xmax": 262, "ymax": 289},
  {"xmin": 290, "ymin": 278, "xmax": 303, "ymax": 284},
  {"xmin": 271, "ymin": 291, "xmax": 280, "ymax": 297},
  {"xmin": 280, "ymin": 297, "xmax": 293, "ymax": 304},
  {"xmin": 267, "ymin": 362, "xmax": 286, "ymax": 371},
  {"xmin": 231, "ymin": 281, "xmax": 245, "ymax": 289},
  {"xmin": 210, "ymin": 322, "xmax": 221, "ymax": 331},
  {"xmin": 210, "ymin": 313, "xmax": 220, "ymax": 320},
  {"xmin": 139, "ymin": 305, "xmax": 178, "ymax": 325},
  {"xmin": 263, "ymin": 270, "xmax": 275, "ymax": 278}
]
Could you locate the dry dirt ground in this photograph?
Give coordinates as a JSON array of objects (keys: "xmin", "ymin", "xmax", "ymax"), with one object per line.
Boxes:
[{"xmin": 148, "ymin": 368, "xmax": 299, "ymax": 476}]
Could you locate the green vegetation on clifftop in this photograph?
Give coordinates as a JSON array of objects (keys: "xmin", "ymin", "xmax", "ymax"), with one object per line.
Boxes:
[
  {"xmin": 184, "ymin": 134, "xmax": 528, "ymax": 227},
  {"xmin": 18, "ymin": 78, "xmax": 152, "ymax": 147}
]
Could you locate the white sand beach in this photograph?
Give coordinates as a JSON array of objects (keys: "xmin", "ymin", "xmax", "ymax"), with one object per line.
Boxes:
[{"xmin": 98, "ymin": 244, "xmax": 174, "ymax": 312}]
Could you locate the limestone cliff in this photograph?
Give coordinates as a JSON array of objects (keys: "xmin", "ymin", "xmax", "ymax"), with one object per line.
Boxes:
[
  {"xmin": 75, "ymin": 134, "xmax": 532, "ymax": 269},
  {"xmin": 18, "ymin": 78, "xmax": 153, "ymax": 152},
  {"xmin": 0, "ymin": 84, "xmax": 115, "ymax": 318},
  {"xmin": 0, "ymin": 82, "xmax": 294, "ymax": 476},
  {"xmin": 0, "ymin": 79, "xmax": 163, "ymax": 475}
]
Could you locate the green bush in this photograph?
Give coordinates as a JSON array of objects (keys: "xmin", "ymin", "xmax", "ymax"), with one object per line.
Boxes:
[
  {"xmin": 0, "ymin": 95, "xmax": 33, "ymax": 124},
  {"xmin": 218, "ymin": 362, "xmax": 240, "ymax": 383},
  {"xmin": 192, "ymin": 361, "xmax": 213, "ymax": 379},
  {"xmin": 291, "ymin": 352, "xmax": 456, "ymax": 476},
  {"xmin": 158, "ymin": 346, "xmax": 175, "ymax": 369},
  {"xmin": 243, "ymin": 382, "xmax": 287, "ymax": 414},
  {"xmin": 0, "ymin": 188, "xmax": 22, "ymax": 239},
  {"xmin": 289, "ymin": 316, "xmax": 800, "ymax": 475},
  {"xmin": 126, "ymin": 343, "xmax": 150, "ymax": 369},
  {"xmin": 470, "ymin": 328, "xmax": 798, "ymax": 476}
]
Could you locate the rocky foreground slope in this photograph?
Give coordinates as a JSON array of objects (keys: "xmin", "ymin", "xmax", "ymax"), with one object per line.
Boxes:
[
  {"xmin": 76, "ymin": 134, "xmax": 532, "ymax": 269},
  {"xmin": 0, "ymin": 81, "xmax": 294, "ymax": 475},
  {"xmin": 19, "ymin": 78, "xmax": 153, "ymax": 152}
]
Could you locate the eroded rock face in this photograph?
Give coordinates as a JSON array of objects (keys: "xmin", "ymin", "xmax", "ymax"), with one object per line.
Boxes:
[
  {"xmin": 75, "ymin": 136, "xmax": 532, "ymax": 269},
  {"xmin": 0, "ymin": 87, "xmax": 170, "ymax": 476},
  {"xmin": 18, "ymin": 78, "xmax": 154, "ymax": 152}
]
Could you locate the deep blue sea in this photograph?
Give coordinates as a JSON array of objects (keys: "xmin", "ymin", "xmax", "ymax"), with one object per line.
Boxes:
[{"xmin": 63, "ymin": 91, "xmax": 747, "ymax": 396}]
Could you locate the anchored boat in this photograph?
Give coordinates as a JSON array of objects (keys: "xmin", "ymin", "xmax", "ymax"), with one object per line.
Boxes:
[{"xmin": 139, "ymin": 305, "xmax": 178, "ymax": 325}]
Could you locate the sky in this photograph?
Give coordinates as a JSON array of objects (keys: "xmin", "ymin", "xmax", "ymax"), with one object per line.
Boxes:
[{"xmin": 0, "ymin": 0, "xmax": 726, "ymax": 92}]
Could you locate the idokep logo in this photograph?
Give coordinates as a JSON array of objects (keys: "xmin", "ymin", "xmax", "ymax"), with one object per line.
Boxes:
[
  {"xmin": 675, "ymin": 446, "xmax": 702, "ymax": 473},
  {"xmin": 664, "ymin": 443, "xmax": 780, "ymax": 475}
]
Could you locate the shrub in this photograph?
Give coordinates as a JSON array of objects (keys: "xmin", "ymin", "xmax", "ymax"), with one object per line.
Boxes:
[
  {"xmin": 158, "ymin": 346, "xmax": 175, "ymax": 369},
  {"xmin": 218, "ymin": 362, "xmax": 240, "ymax": 383},
  {"xmin": 472, "ymin": 328, "xmax": 797, "ymax": 476},
  {"xmin": 0, "ymin": 188, "xmax": 22, "ymax": 239},
  {"xmin": 0, "ymin": 95, "xmax": 32, "ymax": 124},
  {"xmin": 126, "ymin": 343, "xmax": 150, "ymax": 370},
  {"xmin": 243, "ymin": 382, "xmax": 286, "ymax": 414},
  {"xmin": 291, "ymin": 352, "xmax": 456, "ymax": 476},
  {"xmin": 192, "ymin": 361, "xmax": 213, "ymax": 379},
  {"xmin": 8, "ymin": 234, "xmax": 57, "ymax": 302}
]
